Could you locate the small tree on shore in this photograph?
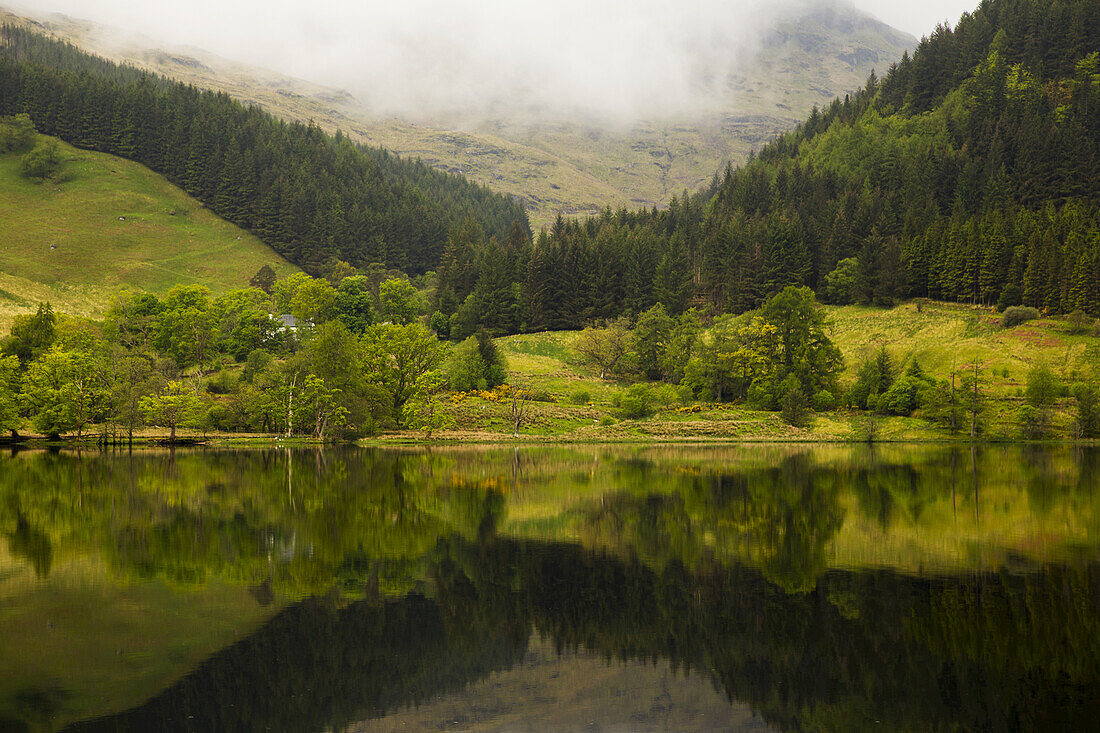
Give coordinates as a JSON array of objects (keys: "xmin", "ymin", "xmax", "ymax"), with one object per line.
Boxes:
[
  {"xmin": 139, "ymin": 381, "xmax": 202, "ymax": 442},
  {"xmin": 573, "ymin": 319, "xmax": 633, "ymax": 380}
]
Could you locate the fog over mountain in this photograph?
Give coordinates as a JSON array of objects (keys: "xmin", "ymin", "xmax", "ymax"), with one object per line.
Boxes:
[{"xmin": 7, "ymin": 0, "xmax": 951, "ymax": 125}]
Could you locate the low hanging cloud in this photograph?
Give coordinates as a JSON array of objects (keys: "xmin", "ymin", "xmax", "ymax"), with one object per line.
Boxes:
[{"xmin": 13, "ymin": 0, "xmax": 933, "ymax": 123}]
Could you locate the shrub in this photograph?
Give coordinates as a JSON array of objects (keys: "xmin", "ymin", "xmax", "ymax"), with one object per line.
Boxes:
[
  {"xmin": 570, "ymin": 389, "xmax": 591, "ymax": 405},
  {"xmin": 747, "ymin": 383, "xmax": 776, "ymax": 411},
  {"xmin": 1001, "ymin": 306, "xmax": 1039, "ymax": 328},
  {"xmin": 19, "ymin": 138, "xmax": 61, "ymax": 180},
  {"xmin": 619, "ymin": 384, "xmax": 656, "ymax": 419},
  {"xmin": 1071, "ymin": 383, "xmax": 1100, "ymax": 439},
  {"xmin": 813, "ymin": 390, "xmax": 835, "ymax": 412},
  {"xmin": 780, "ymin": 387, "xmax": 811, "ymax": 428},
  {"xmin": 1025, "ymin": 365, "xmax": 1059, "ymax": 408},
  {"xmin": 599, "ymin": 416, "xmax": 617, "ymax": 427},
  {"xmin": 205, "ymin": 370, "xmax": 237, "ymax": 395},
  {"xmin": 1018, "ymin": 405, "xmax": 1050, "ymax": 440},
  {"xmin": 880, "ymin": 375, "xmax": 923, "ymax": 416}
]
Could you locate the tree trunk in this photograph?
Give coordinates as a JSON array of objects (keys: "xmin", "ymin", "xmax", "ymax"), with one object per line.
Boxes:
[{"xmin": 286, "ymin": 374, "xmax": 297, "ymax": 438}]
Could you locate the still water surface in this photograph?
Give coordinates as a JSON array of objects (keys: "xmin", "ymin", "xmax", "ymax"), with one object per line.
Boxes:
[{"xmin": 1, "ymin": 445, "xmax": 1098, "ymax": 731}]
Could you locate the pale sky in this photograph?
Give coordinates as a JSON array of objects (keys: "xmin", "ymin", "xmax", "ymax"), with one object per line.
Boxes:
[{"xmin": 7, "ymin": 0, "xmax": 979, "ymax": 122}]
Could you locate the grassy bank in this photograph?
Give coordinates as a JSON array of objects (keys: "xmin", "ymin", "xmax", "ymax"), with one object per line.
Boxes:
[{"xmin": 0, "ymin": 136, "xmax": 297, "ymax": 331}]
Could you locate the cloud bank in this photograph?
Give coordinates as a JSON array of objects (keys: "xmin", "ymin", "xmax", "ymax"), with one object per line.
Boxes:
[{"xmin": 14, "ymin": 0, "xmax": 933, "ymax": 123}]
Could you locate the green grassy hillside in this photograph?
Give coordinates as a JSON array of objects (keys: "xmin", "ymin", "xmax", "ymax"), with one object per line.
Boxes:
[
  {"xmin": 379, "ymin": 302, "xmax": 1100, "ymax": 443},
  {"xmin": 0, "ymin": 135, "xmax": 297, "ymax": 330}
]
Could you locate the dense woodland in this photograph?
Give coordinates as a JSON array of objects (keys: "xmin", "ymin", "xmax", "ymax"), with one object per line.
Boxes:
[
  {"xmin": 434, "ymin": 0, "xmax": 1100, "ymax": 332},
  {"xmin": 0, "ymin": 25, "xmax": 528, "ymax": 274}
]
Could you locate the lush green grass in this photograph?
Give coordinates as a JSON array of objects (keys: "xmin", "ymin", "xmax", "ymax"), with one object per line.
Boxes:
[{"xmin": 0, "ymin": 136, "xmax": 297, "ymax": 331}]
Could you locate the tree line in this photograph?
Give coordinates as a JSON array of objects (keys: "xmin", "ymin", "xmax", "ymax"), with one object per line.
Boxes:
[
  {"xmin": 0, "ymin": 272, "xmax": 459, "ymax": 442},
  {"xmin": 431, "ymin": 0, "xmax": 1100, "ymax": 333},
  {"xmin": 0, "ymin": 25, "xmax": 528, "ymax": 274}
]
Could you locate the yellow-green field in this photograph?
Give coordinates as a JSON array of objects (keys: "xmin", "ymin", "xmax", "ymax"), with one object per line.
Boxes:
[{"xmin": 0, "ymin": 137, "xmax": 297, "ymax": 331}]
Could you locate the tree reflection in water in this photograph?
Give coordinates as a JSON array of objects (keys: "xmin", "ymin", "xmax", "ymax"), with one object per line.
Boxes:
[{"xmin": 0, "ymin": 446, "xmax": 1096, "ymax": 732}]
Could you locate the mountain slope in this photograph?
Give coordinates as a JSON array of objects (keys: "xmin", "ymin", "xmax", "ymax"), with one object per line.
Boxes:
[
  {"xmin": 425, "ymin": 0, "xmax": 1100, "ymax": 337},
  {"xmin": 0, "ymin": 4, "xmax": 914, "ymax": 225},
  {"xmin": 0, "ymin": 134, "xmax": 297, "ymax": 329},
  {"xmin": 0, "ymin": 24, "xmax": 529, "ymax": 275}
]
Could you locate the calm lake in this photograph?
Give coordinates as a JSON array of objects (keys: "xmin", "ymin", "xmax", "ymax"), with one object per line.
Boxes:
[{"xmin": 1, "ymin": 445, "xmax": 1098, "ymax": 732}]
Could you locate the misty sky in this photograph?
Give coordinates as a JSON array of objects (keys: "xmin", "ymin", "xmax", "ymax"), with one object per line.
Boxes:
[{"xmin": 11, "ymin": 0, "xmax": 978, "ymax": 122}]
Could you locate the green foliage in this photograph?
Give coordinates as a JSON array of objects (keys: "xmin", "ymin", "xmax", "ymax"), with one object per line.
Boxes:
[
  {"xmin": 997, "ymin": 284, "xmax": 1023, "ymax": 310},
  {"xmin": 662, "ymin": 309, "xmax": 702, "ymax": 385},
  {"xmin": 213, "ymin": 288, "xmax": 278, "ymax": 362},
  {"xmin": 401, "ymin": 370, "xmax": 453, "ymax": 438},
  {"xmin": 632, "ymin": 304, "xmax": 674, "ymax": 380},
  {"xmin": 619, "ymin": 384, "xmax": 657, "ymax": 419},
  {"xmin": 155, "ymin": 285, "xmax": 217, "ymax": 371},
  {"xmin": 1025, "ymin": 365, "xmax": 1060, "ymax": 408},
  {"xmin": 362, "ymin": 323, "xmax": 448, "ymax": 425},
  {"xmin": 0, "ymin": 355, "xmax": 20, "ymax": 435},
  {"xmin": 446, "ymin": 331, "xmax": 507, "ymax": 392},
  {"xmin": 1002, "ymin": 306, "xmax": 1040, "ymax": 328},
  {"xmin": 1071, "ymin": 383, "xmax": 1100, "ymax": 439},
  {"xmin": 241, "ymin": 349, "xmax": 273, "ymax": 383},
  {"xmin": 332, "ymin": 276, "xmax": 375, "ymax": 335},
  {"xmin": 1065, "ymin": 310, "xmax": 1095, "ymax": 335},
  {"xmin": 823, "ymin": 258, "xmax": 859, "ymax": 305},
  {"xmin": 1017, "ymin": 404, "xmax": 1050, "ymax": 440},
  {"xmin": 249, "ymin": 264, "xmax": 277, "ymax": 294},
  {"xmin": 760, "ymin": 286, "xmax": 843, "ymax": 397},
  {"xmin": 139, "ymin": 381, "xmax": 203, "ymax": 441},
  {"xmin": 572, "ymin": 320, "xmax": 633, "ymax": 380},
  {"xmin": 19, "ymin": 138, "xmax": 60, "ymax": 180},
  {"xmin": 570, "ymin": 389, "xmax": 591, "ymax": 405},
  {"xmin": 21, "ymin": 347, "xmax": 106, "ymax": 438},
  {"xmin": 849, "ymin": 347, "xmax": 897, "ymax": 410},
  {"xmin": 3, "ymin": 302, "xmax": 56, "ymax": 365},
  {"xmin": 812, "ymin": 389, "xmax": 835, "ymax": 412},
  {"xmin": 429, "ymin": 310, "xmax": 449, "ymax": 338},
  {"xmin": 780, "ymin": 385, "xmax": 811, "ymax": 428},
  {"xmin": 0, "ymin": 113, "xmax": 36, "ymax": 152},
  {"xmin": 378, "ymin": 278, "xmax": 420, "ymax": 325},
  {"xmin": 289, "ymin": 277, "xmax": 337, "ymax": 326}
]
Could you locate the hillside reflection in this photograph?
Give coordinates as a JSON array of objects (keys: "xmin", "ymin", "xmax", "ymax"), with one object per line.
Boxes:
[{"xmin": 0, "ymin": 446, "xmax": 1097, "ymax": 732}]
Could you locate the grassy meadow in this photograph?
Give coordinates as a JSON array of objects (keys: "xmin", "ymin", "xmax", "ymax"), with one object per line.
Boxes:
[
  {"xmin": 0, "ymin": 137, "xmax": 297, "ymax": 331},
  {"xmin": 381, "ymin": 301, "xmax": 1100, "ymax": 443}
]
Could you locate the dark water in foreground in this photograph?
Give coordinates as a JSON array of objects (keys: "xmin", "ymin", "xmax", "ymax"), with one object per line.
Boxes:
[{"xmin": 1, "ymin": 445, "xmax": 1099, "ymax": 732}]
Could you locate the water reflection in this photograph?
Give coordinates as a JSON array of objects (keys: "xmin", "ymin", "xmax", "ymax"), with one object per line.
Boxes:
[{"xmin": 0, "ymin": 446, "xmax": 1098, "ymax": 731}]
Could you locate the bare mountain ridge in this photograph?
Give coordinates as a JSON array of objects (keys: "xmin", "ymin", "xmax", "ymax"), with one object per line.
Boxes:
[{"xmin": 1, "ymin": 4, "xmax": 913, "ymax": 225}]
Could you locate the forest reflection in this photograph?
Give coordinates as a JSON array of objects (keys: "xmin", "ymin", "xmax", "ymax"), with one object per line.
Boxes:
[{"xmin": 1, "ymin": 445, "xmax": 1098, "ymax": 732}]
